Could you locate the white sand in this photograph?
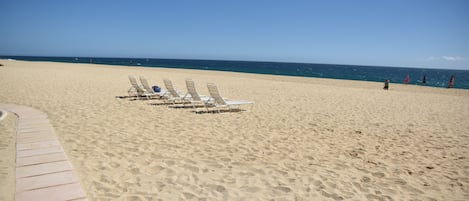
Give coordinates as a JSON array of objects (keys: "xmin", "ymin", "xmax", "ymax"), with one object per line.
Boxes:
[
  {"xmin": 0, "ymin": 111, "xmax": 17, "ymax": 201},
  {"xmin": 0, "ymin": 60, "xmax": 468, "ymax": 200}
]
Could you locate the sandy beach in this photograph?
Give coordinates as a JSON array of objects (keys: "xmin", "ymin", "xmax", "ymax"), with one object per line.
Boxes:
[
  {"xmin": 0, "ymin": 111, "xmax": 16, "ymax": 201},
  {"xmin": 0, "ymin": 60, "xmax": 468, "ymax": 200}
]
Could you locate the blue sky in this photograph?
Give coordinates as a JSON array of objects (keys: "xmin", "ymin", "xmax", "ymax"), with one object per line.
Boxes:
[{"xmin": 1, "ymin": 0, "xmax": 468, "ymax": 69}]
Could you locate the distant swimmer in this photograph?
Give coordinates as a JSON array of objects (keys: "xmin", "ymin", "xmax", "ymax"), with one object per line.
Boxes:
[{"xmin": 448, "ymin": 75, "xmax": 455, "ymax": 88}]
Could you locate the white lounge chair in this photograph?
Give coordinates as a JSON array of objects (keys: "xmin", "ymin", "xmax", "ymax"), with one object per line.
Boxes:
[
  {"xmin": 183, "ymin": 79, "xmax": 210, "ymax": 108},
  {"xmin": 128, "ymin": 75, "xmax": 147, "ymax": 98},
  {"xmin": 163, "ymin": 79, "xmax": 188, "ymax": 104},
  {"xmin": 139, "ymin": 76, "xmax": 168, "ymax": 99},
  {"xmin": 206, "ymin": 83, "xmax": 254, "ymax": 112}
]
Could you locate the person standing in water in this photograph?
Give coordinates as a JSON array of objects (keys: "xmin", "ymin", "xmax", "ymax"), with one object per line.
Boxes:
[
  {"xmin": 404, "ymin": 75, "xmax": 410, "ymax": 85},
  {"xmin": 422, "ymin": 74, "xmax": 427, "ymax": 86},
  {"xmin": 384, "ymin": 79, "xmax": 390, "ymax": 90},
  {"xmin": 448, "ymin": 75, "xmax": 455, "ymax": 88}
]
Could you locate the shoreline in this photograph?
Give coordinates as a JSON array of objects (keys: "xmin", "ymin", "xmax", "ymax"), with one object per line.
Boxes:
[
  {"xmin": 1, "ymin": 60, "xmax": 468, "ymax": 200},
  {"xmin": 3, "ymin": 59, "xmax": 469, "ymax": 94},
  {"xmin": 2, "ymin": 58, "xmax": 468, "ymax": 90}
]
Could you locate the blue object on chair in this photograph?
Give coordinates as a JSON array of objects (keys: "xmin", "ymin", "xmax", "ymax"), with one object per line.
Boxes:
[{"xmin": 152, "ymin": 86, "xmax": 161, "ymax": 92}]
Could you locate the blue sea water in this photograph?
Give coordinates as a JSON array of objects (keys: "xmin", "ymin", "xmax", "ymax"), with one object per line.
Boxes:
[{"xmin": 2, "ymin": 56, "xmax": 469, "ymax": 89}]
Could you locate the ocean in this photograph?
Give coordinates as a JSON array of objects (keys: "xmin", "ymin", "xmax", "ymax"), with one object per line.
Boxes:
[{"xmin": 2, "ymin": 56, "xmax": 469, "ymax": 89}]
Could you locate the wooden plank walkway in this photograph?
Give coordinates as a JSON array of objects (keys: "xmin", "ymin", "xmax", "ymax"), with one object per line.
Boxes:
[{"xmin": 0, "ymin": 103, "xmax": 88, "ymax": 201}]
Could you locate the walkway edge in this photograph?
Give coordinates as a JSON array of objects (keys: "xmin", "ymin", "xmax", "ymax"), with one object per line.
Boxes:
[
  {"xmin": 0, "ymin": 109, "xmax": 7, "ymax": 121},
  {"xmin": 0, "ymin": 103, "xmax": 88, "ymax": 201}
]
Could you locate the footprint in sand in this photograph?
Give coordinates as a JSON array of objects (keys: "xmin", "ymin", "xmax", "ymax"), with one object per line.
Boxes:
[
  {"xmin": 313, "ymin": 180, "xmax": 326, "ymax": 191},
  {"xmin": 163, "ymin": 160, "xmax": 176, "ymax": 167},
  {"xmin": 353, "ymin": 182, "xmax": 369, "ymax": 193},
  {"xmin": 182, "ymin": 192, "xmax": 196, "ymax": 199},
  {"xmin": 366, "ymin": 194, "xmax": 392, "ymax": 201},
  {"xmin": 130, "ymin": 168, "xmax": 140, "ymax": 174},
  {"xmin": 206, "ymin": 184, "xmax": 228, "ymax": 197},
  {"xmin": 320, "ymin": 189, "xmax": 344, "ymax": 200},
  {"xmin": 371, "ymin": 172, "xmax": 386, "ymax": 178},
  {"xmin": 183, "ymin": 163, "xmax": 199, "ymax": 173},
  {"xmin": 176, "ymin": 174, "xmax": 192, "ymax": 185},
  {"xmin": 121, "ymin": 195, "xmax": 147, "ymax": 201},
  {"xmin": 145, "ymin": 165, "xmax": 164, "ymax": 175},
  {"xmin": 272, "ymin": 186, "xmax": 292, "ymax": 194},
  {"xmin": 240, "ymin": 186, "xmax": 262, "ymax": 193},
  {"xmin": 361, "ymin": 176, "xmax": 371, "ymax": 183},
  {"xmin": 110, "ymin": 161, "xmax": 120, "ymax": 168}
]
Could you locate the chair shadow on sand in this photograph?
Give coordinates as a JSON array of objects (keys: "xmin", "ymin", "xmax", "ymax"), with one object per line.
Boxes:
[
  {"xmin": 148, "ymin": 101, "xmax": 248, "ymax": 114},
  {"xmin": 148, "ymin": 102, "xmax": 175, "ymax": 106},
  {"xmin": 116, "ymin": 95, "xmax": 160, "ymax": 101},
  {"xmin": 192, "ymin": 108, "xmax": 246, "ymax": 114}
]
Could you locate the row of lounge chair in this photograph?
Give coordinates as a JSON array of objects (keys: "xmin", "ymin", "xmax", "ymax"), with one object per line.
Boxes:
[{"xmin": 127, "ymin": 76, "xmax": 254, "ymax": 113}]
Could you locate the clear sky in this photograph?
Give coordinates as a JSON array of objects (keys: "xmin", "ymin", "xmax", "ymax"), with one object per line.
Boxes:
[{"xmin": 1, "ymin": 0, "xmax": 468, "ymax": 69}]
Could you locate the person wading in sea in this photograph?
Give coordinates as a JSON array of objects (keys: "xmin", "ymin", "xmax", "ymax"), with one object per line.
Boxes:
[
  {"xmin": 404, "ymin": 75, "xmax": 410, "ymax": 85},
  {"xmin": 448, "ymin": 75, "xmax": 455, "ymax": 88}
]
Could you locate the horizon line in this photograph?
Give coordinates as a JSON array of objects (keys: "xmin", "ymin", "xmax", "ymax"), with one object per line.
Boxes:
[{"xmin": 1, "ymin": 54, "xmax": 468, "ymax": 71}]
